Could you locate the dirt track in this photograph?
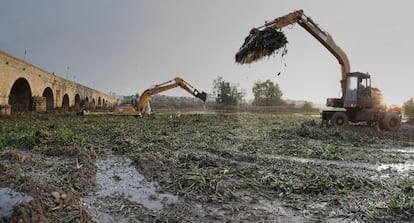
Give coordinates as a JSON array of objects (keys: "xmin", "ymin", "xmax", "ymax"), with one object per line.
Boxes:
[{"xmin": 1, "ymin": 113, "xmax": 414, "ymax": 222}]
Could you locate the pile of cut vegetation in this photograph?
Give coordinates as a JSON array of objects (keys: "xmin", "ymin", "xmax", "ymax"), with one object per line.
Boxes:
[{"xmin": 235, "ymin": 28, "xmax": 288, "ymax": 64}]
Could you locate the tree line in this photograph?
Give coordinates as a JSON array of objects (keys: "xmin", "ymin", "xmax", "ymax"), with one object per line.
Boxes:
[{"xmin": 213, "ymin": 76, "xmax": 292, "ymax": 107}]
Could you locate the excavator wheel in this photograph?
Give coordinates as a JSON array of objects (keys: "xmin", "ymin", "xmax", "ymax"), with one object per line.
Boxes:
[
  {"xmin": 382, "ymin": 113, "xmax": 401, "ymax": 131},
  {"xmin": 331, "ymin": 112, "xmax": 349, "ymax": 128}
]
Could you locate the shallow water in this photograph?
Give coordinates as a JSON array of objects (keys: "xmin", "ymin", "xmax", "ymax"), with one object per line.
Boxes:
[
  {"xmin": 377, "ymin": 162, "xmax": 414, "ymax": 172},
  {"xmin": 84, "ymin": 154, "xmax": 177, "ymax": 222},
  {"xmin": 0, "ymin": 187, "xmax": 33, "ymax": 218}
]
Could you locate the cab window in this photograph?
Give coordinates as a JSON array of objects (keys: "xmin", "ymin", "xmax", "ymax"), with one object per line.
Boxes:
[{"xmin": 345, "ymin": 77, "xmax": 357, "ymax": 101}]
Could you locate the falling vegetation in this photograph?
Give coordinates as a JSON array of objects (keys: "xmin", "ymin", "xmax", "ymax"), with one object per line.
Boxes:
[
  {"xmin": 1, "ymin": 113, "xmax": 414, "ymax": 222},
  {"xmin": 235, "ymin": 28, "xmax": 288, "ymax": 64}
]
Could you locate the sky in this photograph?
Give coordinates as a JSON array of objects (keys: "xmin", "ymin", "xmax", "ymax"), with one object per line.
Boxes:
[{"xmin": 1, "ymin": 0, "xmax": 413, "ymax": 106}]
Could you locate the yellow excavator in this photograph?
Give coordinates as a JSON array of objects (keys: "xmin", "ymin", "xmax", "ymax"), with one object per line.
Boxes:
[
  {"xmin": 237, "ymin": 10, "xmax": 401, "ymax": 130},
  {"xmin": 114, "ymin": 77, "xmax": 207, "ymax": 116}
]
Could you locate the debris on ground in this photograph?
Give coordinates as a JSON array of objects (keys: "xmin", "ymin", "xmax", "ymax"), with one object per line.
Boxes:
[{"xmin": 1, "ymin": 113, "xmax": 414, "ymax": 222}]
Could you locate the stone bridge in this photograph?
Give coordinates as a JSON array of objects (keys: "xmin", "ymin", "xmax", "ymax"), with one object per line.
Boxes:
[{"xmin": 0, "ymin": 50, "xmax": 117, "ymax": 115}]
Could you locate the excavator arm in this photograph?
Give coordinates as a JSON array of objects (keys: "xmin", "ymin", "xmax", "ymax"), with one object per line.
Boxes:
[
  {"xmin": 254, "ymin": 10, "xmax": 350, "ymax": 98},
  {"xmin": 239, "ymin": 10, "xmax": 400, "ymax": 130},
  {"xmin": 137, "ymin": 77, "xmax": 207, "ymax": 115}
]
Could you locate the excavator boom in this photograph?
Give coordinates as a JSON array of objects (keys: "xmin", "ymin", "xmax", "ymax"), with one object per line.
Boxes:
[
  {"xmin": 257, "ymin": 10, "xmax": 351, "ymax": 95},
  {"xmin": 253, "ymin": 10, "xmax": 350, "ymax": 98},
  {"xmin": 136, "ymin": 77, "xmax": 206, "ymax": 116}
]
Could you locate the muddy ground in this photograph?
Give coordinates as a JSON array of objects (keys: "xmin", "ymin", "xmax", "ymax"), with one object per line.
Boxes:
[{"xmin": 1, "ymin": 113, "xmax": 414, "ymax": 222}]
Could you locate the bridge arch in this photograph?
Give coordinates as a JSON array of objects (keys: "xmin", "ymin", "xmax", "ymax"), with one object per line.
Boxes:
[
  {"xmin": 9, "ymin": 78, "xmax": 32, "ymax": 113},
  {"xmin": 62, "ymin": 94, "xmax": 69, "ymax": 110},
  {"xmin": 42, "ymin": 87, "xmax": 54, "ymax": 110},
  {"xmin": 74, "ymin": 94, "xmax": 81, "ymax": 109},
  {"xmin": 98, "ymin": 96, "xmax": 102, "ymax": 107}
]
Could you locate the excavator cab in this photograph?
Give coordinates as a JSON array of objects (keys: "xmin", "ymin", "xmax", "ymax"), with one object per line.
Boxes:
[
  {"xmin": 344, "ymin": 72, "xmax": 373, "ymax": 108},
  {"xmin": 327, "ymin": 72, "xmax": 375, "ymax": 109}
]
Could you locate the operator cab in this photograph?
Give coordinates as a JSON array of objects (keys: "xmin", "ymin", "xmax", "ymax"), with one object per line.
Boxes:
[{"xmin": 344, "ymin": 72, "xmax": 373, "ymax": 108}]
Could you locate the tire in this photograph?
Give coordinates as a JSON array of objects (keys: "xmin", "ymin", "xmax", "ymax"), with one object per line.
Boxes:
[
  {"xmin": 331, "ymin": 112, "xmax": 349, "ymax": 128},
  {"xmin": 382, "ymin": 113, "xmax": 401, "ymax": 131}
]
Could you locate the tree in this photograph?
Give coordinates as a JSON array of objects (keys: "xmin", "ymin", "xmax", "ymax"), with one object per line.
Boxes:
[
  {"xmin": 252, "ymin": 80, "xmax": 283, "ymax": 106},
  {"xmin": 402, "ymin": 98, "xmax": 414, "ymax": 122},
  {"xmin": 212, "ymin": 76, "xmax": 245, "ymax": 105},
  {"xmin": 301, "ymin": 101, "xmax": 314, "ymax": 111}
]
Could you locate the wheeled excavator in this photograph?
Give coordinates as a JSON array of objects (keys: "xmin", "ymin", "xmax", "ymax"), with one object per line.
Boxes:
[
  {"xmin": 114, "ymin": 77, "xmax": 207, "ymax": 116},
  {"xmin": 237, "ymin": 10, "xmax": 401, "ymax": 130}
]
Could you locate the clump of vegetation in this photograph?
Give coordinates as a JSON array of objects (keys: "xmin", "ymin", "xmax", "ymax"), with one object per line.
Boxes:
[{"xmin": 235, "ymin": 29, "xmax": 288, "ymax": 64}]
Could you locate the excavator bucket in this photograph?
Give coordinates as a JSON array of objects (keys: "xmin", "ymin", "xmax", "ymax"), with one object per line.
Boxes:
[{"xmin": 193, "ymin": 90, "xmax": 207, "ymax": 102}]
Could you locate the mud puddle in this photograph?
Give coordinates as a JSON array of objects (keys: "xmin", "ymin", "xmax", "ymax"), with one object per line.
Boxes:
[
  {"xmin": 203, "ymin": 146, "xmax": 414, "ymax": 178},
  {"xmin": 377, "ymin": 162, "xmax": 414, "ymax": 173},
  {"xmin": 381, "ymin": 147, "xmax": 414, "ymax": 154},
  {"xmin": 84, "ymin": 153, "xmax": 177, "ymax": 222},
  {"xmin": 269, "ymin": 153, "xmax": 414, "ymax": 177},
  {"xmin": 0, "ymin": 187, "xmax": 33, "ymax": 218},
  {"xmin": 251, "ymin": 198, "xmax": 308, "ymax": 222}
]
